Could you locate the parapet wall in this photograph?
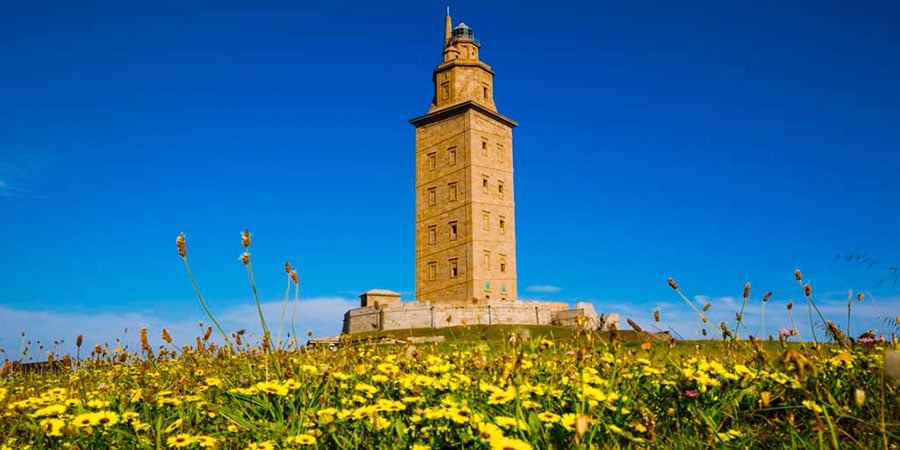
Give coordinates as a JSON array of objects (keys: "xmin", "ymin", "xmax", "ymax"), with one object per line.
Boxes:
[{"xmin": 342, "ymin": 300, "xmax": 618, "ymax": 334}]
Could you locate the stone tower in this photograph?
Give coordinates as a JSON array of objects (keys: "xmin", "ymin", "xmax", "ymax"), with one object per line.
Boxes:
[{"xmin": 410, "ymin": 11, "xmax": 518, "ymax": 304}]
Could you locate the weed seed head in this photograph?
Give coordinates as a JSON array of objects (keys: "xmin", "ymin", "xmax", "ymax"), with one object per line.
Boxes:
[
  {"xmin": 787, "ymin": 302, "xmax": 794, "ymax": 311},
  {"xmin": 743, "ymin": 283, "xmax": 751, "ymax": 299},
  {"xmin": 702, "ymin": 302, "xmax": 711, "ymax": 312},
  {"xmin": 240, "ymin": 252, "xmax": 250, "ymax": 266},
  {"xmin": 804, "ymin": 284, "xmax": 812, "ymax": 297},
  {"xmin": 161, "ymin": 329, "xmax": 172, "ymax": 344},
  {"xmin": 290, "ymin": 270, "xmax": 298, "ymax": 285},
  {"xmin": 284, "ymin": 262, "xmax": 292, "ymax": 274},
  {"xmin": 627, "ymin": 319, "xmax": 642, "ymax": 333},
  {"xmin": 794, "ymin": 269, "xmax": 802, "ymax": 281},
  {"xmin": 653, "ymin": 309, "xmax": 660, "ymax": 323},
  {"xmin": 241, "ymin": 230, "xmax": 251, "ymax": 248},
  {"xmin": 857, "ymin": 293, "xmax": 864, "ymax": 302},
  {"xmin": 762, "ymin": 291, "xmax": 772, "ymax": 303},
  {"xmin": 667, "ymin": 277, "xmax": 678, "ymax": 290},
  {"xmin": 176, "ymin": 233, "xmax": 186, "ymax": 258},
  {"xmin": 76, "ymin": 334, "xmax": 83, "ymax": 348}
]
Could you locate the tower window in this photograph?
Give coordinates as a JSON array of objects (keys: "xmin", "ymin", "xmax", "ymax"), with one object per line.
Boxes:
[
  {"xmin": 428, "ymin": 152, "xmax": 436, "ymax": 171},
  {"xmin": 441, "ymin": 81, "xmax": 450, "ymax": 100},
  {"xmin": 483, "ymin": 251, "xmax": 491, "ymax": 271},
  {"xmin": 428, "ymin": 261, "xmax": 437, "ymax": 281},
  {"xmin": 481, "ymin": 140, "xmax": 488, "ymax": 156},
  {"xmin": 498, "ymin": 181, "xmax": 504, "ymax": 200},
  {"xmin": 428, "ymin": 187, "xmax": 436, "ymax": 206},
  {"xmin": 482, "ymin": 176, "xmax": 489, "ymax": 194},
  {"xmin": 449, "ymin": 221, "xmax": 458, "ymax": 240},
  {"xmin": 499, "ymin": 216, "xmax": 506, "ymax": 235},
  {"xmin": 448, "ymin": 147, "xmax": 457, "ymax": 165},
  {"xmin": 483, "ymin": 86, "xmax": 488, "ymax": 99},
  {"xmin": 482, "ymin": 211, "xmax": 490, "ymax": 231},
  {"xmin": 449, "ymin": 259, "xmax": 459, "ymax": 278},
  {"xmin": 500, "ymin": 254, "xmax": 507, "ymax": 273},
  {"xmin": 428, "ymin": 225, "xmax": 437, "ymax": 244},
  {"xmin": 448, "ymin": 182, "xmax": 458, "ymax": 201}
]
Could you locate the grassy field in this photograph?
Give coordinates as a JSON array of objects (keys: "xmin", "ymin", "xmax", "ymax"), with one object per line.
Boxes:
[
  {"xmin": 1, "ymin": 324, "xmax": 898, "ymax": 449},
  {"xmin": 2, "ymin": 233, "xmax": 896, "ymax": 448}
]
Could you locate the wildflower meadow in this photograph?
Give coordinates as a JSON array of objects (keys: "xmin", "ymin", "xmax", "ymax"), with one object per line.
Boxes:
[{"xmin": 1, "ymin": 233, "xmax": 898, "ymax": 449}]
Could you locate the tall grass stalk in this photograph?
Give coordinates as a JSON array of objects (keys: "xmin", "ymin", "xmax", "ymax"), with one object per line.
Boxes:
[
  {"xmin": 760, "ymin": 291, "xmax": 771, "ymax": 339},
  {"xmin": 289, "ymin": 269, "xmax": 300, "ymax": 348},
  {"xmin": 177, "ymin": 233, "xmax": 231, "ymax": 348},
  {"xmin": 240, "ymin": 231, "xmax": 270, "ymax": 351},
  {"xmin": 667, "ymin": 277, "xmax": 709, "ymax": 339},
  {"xmin": 277, "ymin": 262, "xmax": 292, "ymax": 350},
  {"xmin": 732, "ymin": 282, "xmax": 751, "ymax": 340}
]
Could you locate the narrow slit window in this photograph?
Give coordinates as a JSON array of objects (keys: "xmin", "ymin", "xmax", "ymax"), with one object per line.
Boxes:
[
  {"xmin": 428, "ymin": 152, "xmax": 436, "ymax": 171},
  {"xmin": 449, "ymin": 221, "xmax": 458, "ymax": 240},
  {"xmin": 449, "ymin": 259, "xmax": 459, "ymax": 278},
  {"xmin": 448, "ymin": 182, "xmax": 458, "ymax": 201},
  {"xmin": 428, "ymin": 262, "xmax": 437, "ymax": 281},
  {"xmin": 428, "ymin": 187, "xmax": 436, "ymax": 206},
  {"xmin": 428, "ymin": 225, "xmax": 437, "ymax": 244}
]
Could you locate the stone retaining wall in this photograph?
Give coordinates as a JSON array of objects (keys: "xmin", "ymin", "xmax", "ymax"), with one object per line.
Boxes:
[{"xmin": 342, "ymin": 300, "xmax": 618, "ymax": 334}]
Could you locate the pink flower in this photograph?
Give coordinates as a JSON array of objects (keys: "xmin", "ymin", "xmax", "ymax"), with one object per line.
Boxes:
[
  {"xmin": 685, "ymin": 389, "xmax": 699, "ymax": 398},
  {"xmin": 779, "ymin": 327, "xmax": 792, "ymax": 338}
]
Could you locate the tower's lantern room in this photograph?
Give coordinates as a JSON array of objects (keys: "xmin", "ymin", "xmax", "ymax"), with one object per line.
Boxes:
[
  {"xmin": 449, "ymin": 22, "xmax": 478, "ymax": 45},
  {"xmin": 435, "ymin": 13, "xmax": 494, "ymax": 111}
]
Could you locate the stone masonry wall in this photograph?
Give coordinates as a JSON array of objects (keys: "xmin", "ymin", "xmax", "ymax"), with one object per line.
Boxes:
[{"xmin": 342, "ymin": 300, "xmax": 611, "ymax": 335}]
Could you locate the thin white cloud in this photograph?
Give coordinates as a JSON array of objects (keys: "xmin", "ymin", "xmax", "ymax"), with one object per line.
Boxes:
[
  {"xmin": 526, "ymin": 285, "xmax": 562, "ymax": 293},
  {"xmin": 584, "ymin": 293, "xmax": 899, "ymax": 341},
  {"xmin": 0, "ymin": 153, "xmax": 48, "ymax": 198},
  {"xmin": 0, "ymin": 297, "xmax": 357, "ymax": 360}
]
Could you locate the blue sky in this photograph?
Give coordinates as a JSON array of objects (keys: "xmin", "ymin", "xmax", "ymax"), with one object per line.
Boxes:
[{"xmin": 2, "ymin": 0, "xmax": 899, "ymax": 353}]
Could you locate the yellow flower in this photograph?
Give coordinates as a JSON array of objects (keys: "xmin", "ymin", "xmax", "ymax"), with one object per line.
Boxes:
[
  {"xmin": 165, "ymin": 418, "xmax": 184, "ymax": 434},
  {"xmin": 256, "ymin": 381, "xmax": 289, "ymax": 396},
  {"xmin": 802, "ymin": 400, "xmax": 823, "ymax": 413},
  {"xmin": 494, "ymin": 416, "xmax": 528, "ymax": 431},
  {"xmin": 167, "ymin": 433, "xmax": 196, "ymax": 448},
  {"xmin": 30, "ymin": 404, "xmax": 66, "ymax": 418},
  {"xmin": 475, "ymin": 422, "xmax": 504, "ymax": 442},
  {"xmin": 489, "ymin": 436, "xmax": 533, "ymax": 450},
  {"xmin": 195, "ymin": 436, "xmax": 218, "ymax": 448},
  {"xmin": 94, "ymin": 411, "xmax": 120, "ymax": 427},
  {"xmin": 39, "ymin": 418, "xmax": 65, "ymax": 436},
  {"xmin": 377, "ymin": 362, "xmax": 399, "ymax": 375},
  {"xmin": 371, "ymin": 374, "xmax": 389, "ymax": 383},
  {"xmin": 286, "ymin": 434, "xmax": 317, "ymax": 445},
  {"xmin": 487, "ymin": 386, "xmax": 517, "ymax": 405},
  {"xmin": 86, "ymin": 399, "xmax": 111, "ymax": 409},
  {"xmin": 71, "ymin": 412, "xmax": 96, "ymax": 428},
  {"xmin": 537, "ymin": 411, "xmax": 560, "ymax": 424},
  {"xmin": 247, "ymin": 441, "xmax": 276, "ymax": 450}
]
